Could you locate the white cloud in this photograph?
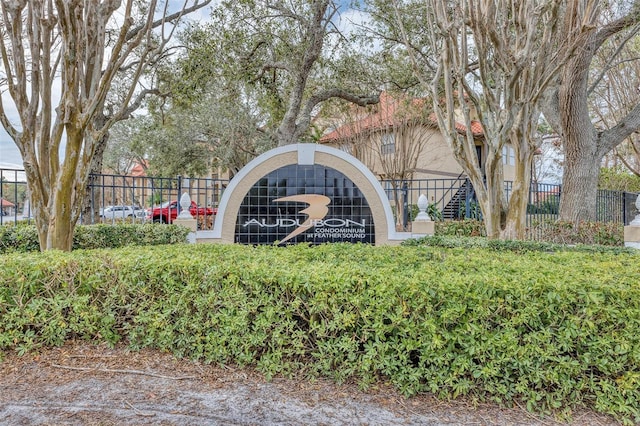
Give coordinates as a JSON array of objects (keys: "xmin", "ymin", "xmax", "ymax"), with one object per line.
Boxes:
[{"xmin": 337, "ymin": 8, "xmax": 372, "ymax": 35}]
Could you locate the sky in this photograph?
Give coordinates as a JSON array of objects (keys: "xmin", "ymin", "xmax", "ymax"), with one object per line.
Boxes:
[{"xmin": 0, "ymin": 130, "xmax": 22, "ymax": 168}]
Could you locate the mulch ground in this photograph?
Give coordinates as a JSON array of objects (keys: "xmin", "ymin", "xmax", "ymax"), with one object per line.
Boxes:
[{"xmin": 0, "ymin": 341, "xmax": 621, "ymax": 425}]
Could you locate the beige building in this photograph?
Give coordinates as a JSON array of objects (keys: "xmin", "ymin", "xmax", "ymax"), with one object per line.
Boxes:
[
  {"xmin": 319, "ymin": 92, "xmax": 519, "ymax": 182},
  {"xmin": 318, "ymin": 92, "xmax": 518, "ymax": 222}
]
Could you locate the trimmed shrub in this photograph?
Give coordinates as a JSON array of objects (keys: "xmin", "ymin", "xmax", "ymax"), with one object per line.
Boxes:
[
  {"xmin": 527, "ymin": 220, "xmax": 624, "ymax": 246},
  {"xmin": 404, "ymin": 235, "xmax": 634, "ymax": 254},
  {"xmin": 0, "ymin": 223, "xmax": 189, "ymax": 253},
  {"xmin": 435, "ymin": 219, "xmax": 486, "ymax": 237},
  {"xmin": 0, "ymin": 223, "xmax": 40, "ymax": 253},
  {"xmin": 1, "ymin": 244, "xmax": 639, "ymax": 423},
  {"xmin": 527, "ymin": 195, "xmax": 560, "ymax": 215},
  {"xmin": 434, "ymin": 219, "xmax": 624, "ymax": 247}
]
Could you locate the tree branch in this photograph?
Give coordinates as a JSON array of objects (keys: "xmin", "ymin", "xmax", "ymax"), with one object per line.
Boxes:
[
  {"xmin": 295, "ymin": 89, "xmax": 379, "ymax": 138},
  {"xmin": 588, "ymin": 23, "xmax": 640, "ymax": 94},
  {"xmin": 0, "ymin": 95, "xmax": 19, "ymax": 141},
  {"xmin": 615, "ymin": 145, "xmax": 640, "ymax": 176},
  {"xmin": 126, "ymin": 0, "xmax": 213, "ymax": 42},
  {"xmin": 120, "ymin": 88, "xmax": 164, "ymax": 120},
  {"xmin": 51, "ymin": 364, "xmax": 196, "ymax": 380},
  {"xmin": 305, "ymin": 89, "xmax": 380, "ymax": 113},
  {"xmin": 598, "ymin": 102, "xmax": 640, "ymax": 155}
]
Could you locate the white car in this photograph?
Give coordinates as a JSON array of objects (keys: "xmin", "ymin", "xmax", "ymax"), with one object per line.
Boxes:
[{"xmin": 100, "ymin": 205, "xmax": 146, "ymax": 220}]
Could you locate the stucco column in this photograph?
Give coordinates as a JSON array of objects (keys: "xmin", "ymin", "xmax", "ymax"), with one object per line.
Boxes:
[
  {"xmin": 173, "ymin": 191, "xmax": 197, "ymax": 243},
  {"xmin": 411, "ymin": 194, "xmax": 435, "ymax": 237},
  {"xmin": 624, "ymin": 194, "xmax": 640, "ymax": 250}
]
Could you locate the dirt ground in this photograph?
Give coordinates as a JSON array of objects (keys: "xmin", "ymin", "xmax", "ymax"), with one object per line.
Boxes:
[{"xmin": 0, "ymin": 342, "xmax": 621, "ymax": 426}]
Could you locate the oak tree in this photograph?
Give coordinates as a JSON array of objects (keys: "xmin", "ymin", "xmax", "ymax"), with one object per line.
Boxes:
[
  {"xmin": 207, "ymin": 0, "xmax": 380, "ymax": 147},
  {"xmin": 543, "ymin": 0, "xmax": 640, "ymax": 222}
]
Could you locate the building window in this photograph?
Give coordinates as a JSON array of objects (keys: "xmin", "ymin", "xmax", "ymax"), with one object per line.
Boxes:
[
  {"xmin": 381, "ymin": 133, "xmax": 395, "ymax": 155},
  {"xmin": 502, "ymin": 145, "xmax": 515, "ymax": 166}
]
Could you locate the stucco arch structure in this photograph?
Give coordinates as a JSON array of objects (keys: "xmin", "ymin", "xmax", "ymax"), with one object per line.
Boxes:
[{"xmin": 197, "ymin": 144, "xmax": 410, "ymax": 245}]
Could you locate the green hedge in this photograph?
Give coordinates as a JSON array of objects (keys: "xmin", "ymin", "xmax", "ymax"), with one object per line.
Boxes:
[
  {"xmin": 404, "ymin": 235, "xmax": 635, "ymax": 254},
  {"xmin": 435, "ymin": 219, "xmax": 624, "ymax": 246},
  {"xmin": 436, "ymin": 219, "xmax": 487, "ymax": 237},
  {"xmin": 0, "ymin": 223, "xmax": 190, "ymax": 253},
  {"xmin": 527, "ymin": 220, "xmax": 624, "ymax": 246},
  {"xmin": 1, "ymin": 244, "xmax": 639, "ymax": 422}
]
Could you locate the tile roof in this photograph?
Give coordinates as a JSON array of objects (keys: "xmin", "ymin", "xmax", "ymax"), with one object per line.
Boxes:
[
  {"xmin": 0, "ymin": 197, "xmax": 15, "ymax": 207},
  {"xmin": 130, "ymin": 161, "xmax": 148, "ymax": 177},
  {"xmin": 454, "ymin": 117, "xmax": 484, "ymax": 136},
  {"xmin": 319, "ymin": 92, "xmax": 484, "ymax": 143}
]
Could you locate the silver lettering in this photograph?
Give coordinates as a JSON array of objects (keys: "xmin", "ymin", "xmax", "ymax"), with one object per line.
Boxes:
[{"xmin": 244, "ymin": 217, "xmax": 366, "ymax": 229}]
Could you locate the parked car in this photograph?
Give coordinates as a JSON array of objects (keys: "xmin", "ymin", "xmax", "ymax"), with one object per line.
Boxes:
[
  {"xmin": 100, "ymin": 205, "xmax": 146, "ymax": 219},
  {"xmin": 146, "ymin": 200, "xmax": 216, "ymax": 224}
]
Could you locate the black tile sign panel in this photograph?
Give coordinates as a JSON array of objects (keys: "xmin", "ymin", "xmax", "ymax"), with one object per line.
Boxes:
[{"xmin": 235, "ymin": 164, "xmax": 375, "ymax": 245}]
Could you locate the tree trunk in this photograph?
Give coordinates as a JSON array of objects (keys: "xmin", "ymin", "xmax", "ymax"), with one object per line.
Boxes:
[
  {"xmin": 474, "ymin": 165, "xmax": 506, "ymax": 240},
  {"xmin": 558, "ymin": 149, "xmax": 600, "ymax": 223},
  {"xmin": 448, "ymin": 147, "xmax": 505, "ymax": 240},
  {"xmin": 501, "ymin": 150, "xmax": 534, "ymax": 240},
  {"xmin": 556, "ymin": 26, "xmax": 600, "ymax": 223},
  {"xmin": 41, "ymin": 130, "xmax": 87, "ymax": 251},
  {"xmin": 29, "ymin": 168, "xmax": 81, "ymax": 252},
  {"xmin": 81, "ymin": 132, "xmax": 108, "ymax": 224},
  {"xmin": 478, "ymin": 194, "xmax": 503, "ymax": 239},
  {"xmin": 47, "ymin": 201, "xmax": 76, "ymax": 251}
]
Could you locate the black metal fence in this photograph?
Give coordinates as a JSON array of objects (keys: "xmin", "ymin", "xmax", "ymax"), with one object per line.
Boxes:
[
  {"xmin": 1, "ymin": 169, "xmax": 228, "ymax": 228},
  {"xmin": 0, "ymin": 168, "xmax": 27, "ymax": 223},
  {"xmin": 381, "ymin": 178, "xmax": 638, "ymax": 234},
  {"xmin": 83, "ymin": 173, "xmax": 228, "ymax": 228},
  {"xmin": 2, "ymin": 167, "xmax": 638, "ymax": 237}
]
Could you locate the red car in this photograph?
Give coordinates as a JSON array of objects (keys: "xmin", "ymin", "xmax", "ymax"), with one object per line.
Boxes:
[{"xmin": 147, "ymin": 200, "xmax": 216, "ymax": 224}]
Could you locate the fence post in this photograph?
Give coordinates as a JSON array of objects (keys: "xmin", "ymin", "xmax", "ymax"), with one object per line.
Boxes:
[
  {"xmin": 623, "ymin": 192, "xmax": 628, "ymax": 225},
  {"xmin": 176, "ymin": 175, "xmax": 183, "ymax": 213},
  {"xmin": 465, "ymin": 178, "xmax": 472, "ymax": 219},
  {"xmin": 402, "ymin": 181, "xmax": 409, "ymax": 230}
]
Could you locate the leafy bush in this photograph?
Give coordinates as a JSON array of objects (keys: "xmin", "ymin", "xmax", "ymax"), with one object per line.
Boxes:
[
  {"xmin": 527, "ymin": 195, "xmax": 560, "ymax": 215},
  {"xmin": 0, "ymin": 223, "xmax": 189, "ymax": 253},
  {"xmin": 434, "ymin": 219, "xmax": 624, "ymax": 247},
  {"xmin": 0, "ymin": 223, "xmax": 40, "ymax": 253},
  {"xmin": 599, "ymin": 166, "xmax": 640, "ymax": 192},
  {"xmin": 458, "ymin": 201, "xmax": 483, "ymax": 220},
  {"xmin": 1, "ymin": 244, "xmax": 639, "ymax": 423},
  {"xmin": 427, "ymin": 202, "xmax": 443, "ymax": 221},
  {"xmin": 404, "ymin": 234, "xmax": 634, "ymax": 254},
  {"xmin": 392, "ymin": 203, "xmax": 443, "ymax": 224},
  {"xmin": 435, "ymin": 219, "xmax": 486, "ymax": 237},
  {"xmin": 527, "ymin": 220, "xmax": 624, "ymax": 246}
]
